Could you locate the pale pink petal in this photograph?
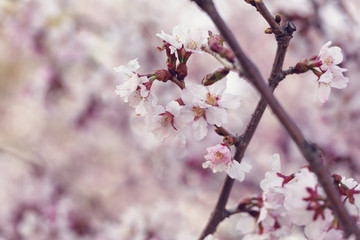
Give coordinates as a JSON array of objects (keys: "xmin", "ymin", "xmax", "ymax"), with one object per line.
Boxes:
[
  {"xmin": 236, "ymin": 213, "xmax": 256, "ymax": 234},
  {"xmin": 206, "ymin": 107, "xmax": 227, "ymax": 126},
  {"xmin": 193, "ymin": 118, "xmax": 208, "ymax": 140},
  {"xmin": 217, "ymin": 93, "xmax": 241, "ymax": 109},
  {"xmin": 208, "ymin": 79, "xmax": 227, "ymax": 96},
  {"xmin": 316, "ymin": 82, "xmax": 331, "ymax": 103}
]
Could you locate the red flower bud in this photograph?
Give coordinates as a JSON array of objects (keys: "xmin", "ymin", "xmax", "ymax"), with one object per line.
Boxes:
[{"xmin": 154, "ymin": 69, "xmax": 172, "ymax": 82}]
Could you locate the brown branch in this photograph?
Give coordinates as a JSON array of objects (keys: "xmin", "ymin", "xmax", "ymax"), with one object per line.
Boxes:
[
  {"xmin": 198, "ymin": 3, "xmax": 294, "ymax": 239},
  {"xmin": 192, "ymin": 0, "xmax": 360, "ymax": 238},
  {"xmin": 281, "ymin": 67, "xmax": 296, "ymax": 79}
]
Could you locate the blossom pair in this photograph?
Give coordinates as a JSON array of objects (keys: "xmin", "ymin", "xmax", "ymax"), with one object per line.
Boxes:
[{"xmin": 316, "ymin": 41, "xmax": 349, "ymax": 103}]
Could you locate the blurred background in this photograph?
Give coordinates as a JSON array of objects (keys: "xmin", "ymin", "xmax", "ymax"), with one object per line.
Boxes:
[{"xmin": 0, "ymin": 0, "xmax": 359, "ymax": 239}]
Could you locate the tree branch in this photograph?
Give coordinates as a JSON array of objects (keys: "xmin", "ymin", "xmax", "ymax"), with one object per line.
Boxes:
[
  {"xmin": 193, "ymin": 0, "xmax": 360, "ymax": 238},
  {"xmin": 198, "ymin": 3, "xmax": 294, "ymax": 238}
]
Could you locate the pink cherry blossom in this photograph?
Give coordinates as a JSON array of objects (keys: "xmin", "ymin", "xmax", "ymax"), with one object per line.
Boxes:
[{"xmin": 202, "ymin": 143, "xmax": 251, "ymax": 182}]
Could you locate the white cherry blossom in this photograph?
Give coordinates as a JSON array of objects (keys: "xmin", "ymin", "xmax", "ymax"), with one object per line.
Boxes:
[
  {"xmin": 181, "ymin": 79, "xmax": 241, "ymax": 140},
  {"xmin": 156, "ymin": 25, "xmax": 208, "ymax": 54},
  {"xmin": 145, "ymin": 101, "xmax": 186, "ymax": 144},
  {"xmin": 319, "ymin": 41, "xmax": 343, "ymax": 71},
  {"xmin": 316, "ymin": 66, "xmax": 349, "ymax": 103},
  {"xmin": 283, "ymin": 168, "xmax": 327, "ymax": 226},
  {"xmin": 114, "ymin": 58, "xmax": 147, "ymax": 100},
  {"xmin": 315, "ymin": 42, "xmax": 349, "ymax": 102},
  {"xmin": 114, "ymin": 59, "xmax": 157, "ymax": 116}
]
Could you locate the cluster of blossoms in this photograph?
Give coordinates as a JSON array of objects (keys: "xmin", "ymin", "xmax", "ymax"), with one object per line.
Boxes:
[
  {"xmin": 114, "ymin": 25, "xmax": 251, "ymax": 182},
  {"xmin": 294, "ymin": 41, "xmax": 349, "ymax": 103},
  {"xmin": 235, "ymin": 154, "xmax": 360, "ymax": 240},
  {"xmin": 114, "ymin": 26, "xmax": 354, "ymax": 238},
  {"xmin": 114, "ymin": 26, "xmax": 351, "ymax": 187}
]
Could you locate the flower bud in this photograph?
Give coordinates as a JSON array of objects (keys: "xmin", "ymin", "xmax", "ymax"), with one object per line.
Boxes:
[
  {"xmin": 275, "ymin": 14, "xmax": 281, "ymax": 23},
  {"xmin": 219, "ymin": 48, "xmax": 235, "ymax": 63},
  {"xmin": 265, "ymin": 28, "xmax": 273, "ymax": 34},
  {"xmin": 154, "ymin": 69, "xmax": 172, "ymax": 82},
  {"xmin": 202, "ymin": 68, "xmax": 230, "ymax": 86},
  {"xmin": 293, "ymin": 62, "xmax": 310, "ymax": 74}
]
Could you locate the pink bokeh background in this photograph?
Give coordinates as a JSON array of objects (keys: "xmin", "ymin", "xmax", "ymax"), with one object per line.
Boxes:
[{"xmin": 0, "ymin": 0, "xmax": 359, "ymax": 239}]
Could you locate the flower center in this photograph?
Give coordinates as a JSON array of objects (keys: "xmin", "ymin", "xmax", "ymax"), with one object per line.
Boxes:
[
  {"xmin": 175, "ymin": 34, "xmax": 182, "ymax": 43},
  {"xmin": 324, "ymin": 56, "xmax": 333, "ymax": 66},
  {"xmin": 211, "ymin": 151, "xmax": 225, "ymax": 163},
  {"xmin": 188, "ymin": 40, "xmax": 198, "ymax": 50},
  {"xmin": 192, "ymin": 106, "xmax": 205, "ymax": 120},
  {"xmin": 159, "ymin": 111, "xmax": 176, "ymax": 129},
  {"xmin": 206, "ymin": 93, "xmax": 219, "ymax": 106}
]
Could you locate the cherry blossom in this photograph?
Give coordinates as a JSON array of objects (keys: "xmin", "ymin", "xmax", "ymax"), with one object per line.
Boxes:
[
  {"xmin": 259, "ymin": 153, "xmax": 285, "ymax": 210},
  {"xmin": 181, "ymin": 79, "xmax": 241, "ymax": 140},
  {"xmin": 319, "ymin": 41, "xmax": 343, "ymax": 72},
  {"xmin": 114, "ymin": 59, "xmax": 157, "ymax": 116},
  {"xmin": 316, "ymin": 66, "xmax": 349, "ymax": 103},
  {"xmin": 114, "ymin": 58, "xmax": 145, "ymax": 99},
  {"xmin": 315, "ymin": 42, "xmax": 349, "ymax": 102},
  {"xmin": 156, "ymin": 25, "xmax": 208, "ymax": 54},
  {"xmin": 236, "ymin": 154, "xmax": 292, "ymax": 239},
  {"xmin": 202, "ymin": 143, "xmax": 251, "ymax": 182},
  {"xmin": 145, "ymin": 100, "xmax": 186, "ymax": 144},
  {"xmin": 336, "ymin": 176, "xmax": 360, "ymax": 218},
  {"xmin": 283, "ymin": 168, "xmax": 324, "ymax": 225}
]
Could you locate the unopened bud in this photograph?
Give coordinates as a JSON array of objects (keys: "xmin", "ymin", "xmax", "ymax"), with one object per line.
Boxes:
[
  {"xmin": 306, "ymin": 56, "xmax": 322, "ymax": 68},
  {"xmin": 219, "ymin": 48, "xmax": 235, "ymax": 63},
  {"xmin": 202, "ymin": 68, "xmax": 230, "ymax": 86},
  {"xmin": 154, "ymin": 69, "xmax": 172, "ymax": 82},
  {"xmin": 293, "ymin": 62, "xmax": 310, "ymax": 74},
  {"xmin": 265, "ymin": 28, "xmax": 273, "ymax": 34},
  {"xmin": 275, "ymin": 14, "xmax": 281, "ymax": 24}
]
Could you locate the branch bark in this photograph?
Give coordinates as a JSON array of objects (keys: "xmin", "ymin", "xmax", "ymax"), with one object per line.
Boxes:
[{"xmin": 193, "ymin": 0, "xmax": 360, "ymax": 238}]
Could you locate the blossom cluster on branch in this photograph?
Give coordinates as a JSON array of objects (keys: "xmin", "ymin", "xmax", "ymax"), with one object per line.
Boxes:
[{"xmin": 114, "ymin": 22, "xmax": 356, "ymax": 239}]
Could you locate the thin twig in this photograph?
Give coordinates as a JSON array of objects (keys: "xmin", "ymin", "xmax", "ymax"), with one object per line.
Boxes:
[
  {"xmin": 192, "ymin": 0, "xmax": 360, "ymax": 238},
  {"xmin": 254, "ymin": 0, "xmax": 281, "ymax": 35},
  {"xmin": 201, "ymin": 45, "xmax": 242, "ymax": 72}
]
